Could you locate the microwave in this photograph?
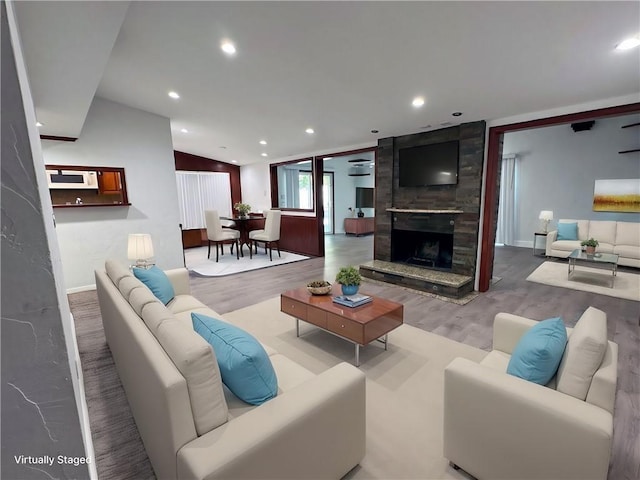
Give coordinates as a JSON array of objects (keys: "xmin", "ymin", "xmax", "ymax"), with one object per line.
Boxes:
[{"xmin": 46, "ymin": 169, "xmax": 98, "ymax": 190}]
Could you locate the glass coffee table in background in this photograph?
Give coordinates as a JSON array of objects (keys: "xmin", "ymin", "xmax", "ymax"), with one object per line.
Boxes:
[{"xmin": 567, "ymin": 249, "xmax": 619, "ymax": 288}]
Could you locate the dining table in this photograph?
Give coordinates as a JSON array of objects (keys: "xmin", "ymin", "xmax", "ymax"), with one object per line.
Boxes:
[{"xmin": 223, "ymin": 215, "xmax": 265, "ymax": 258}]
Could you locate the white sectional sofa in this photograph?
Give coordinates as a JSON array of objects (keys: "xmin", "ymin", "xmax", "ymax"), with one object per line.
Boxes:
[
  {"xmin": 95, "ymin": 261, "xmax": 366, "ymax": 480},
  {"xmin": 545, "ymin": 219, "xmax": 640, "ymax": 267}
]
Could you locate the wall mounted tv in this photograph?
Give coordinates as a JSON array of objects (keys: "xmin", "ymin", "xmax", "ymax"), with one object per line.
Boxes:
[
  {"xmin": 398, "ymin": 141, "xmax": 459, "ymax": 187},
  {"xmin": 355, "ymin": 187, "xmax": 375, "ymax": 208}
]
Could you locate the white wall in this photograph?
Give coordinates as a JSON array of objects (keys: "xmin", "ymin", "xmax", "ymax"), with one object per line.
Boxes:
[
  {"xmin": 42, "ymin": 97, "xmax": 184, "ymax": 290},
  {"xmin": 240, "ymin": 162, "xmax": 271, "ymax": 213},
  {"xmin": 503, "ymin": 113, "xmax": 640, "ymax": 247}
]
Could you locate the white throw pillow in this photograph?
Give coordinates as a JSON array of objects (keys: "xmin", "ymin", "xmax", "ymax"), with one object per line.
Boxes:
[
  {"xmin": 156, "ymin": 318, "xmax": 229, "ymax": 436},
  {"xmin": 555, "ymin": 307, "xmax": 608, "ymax": 400}
]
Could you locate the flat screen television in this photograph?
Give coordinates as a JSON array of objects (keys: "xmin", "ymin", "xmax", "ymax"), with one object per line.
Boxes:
[
  {"xmin": 398, "ymin": 141, "xmax": 459, "ymax": 187},
  {"xmin": 355, "ymin": 187, "xmax": 375, "ymax": 208}
]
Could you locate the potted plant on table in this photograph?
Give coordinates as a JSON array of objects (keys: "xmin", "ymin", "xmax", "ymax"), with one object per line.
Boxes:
[
  {"xmin": 234, "ymin": 202, "xmax": 251, "ymax": 219},
  {"xmin": 581, "ymin": 237, "xmax": 599, "ymax": 255},
  {"xmin": 336, "ymin": 266, "xmax": 362, "ymax": 296}
]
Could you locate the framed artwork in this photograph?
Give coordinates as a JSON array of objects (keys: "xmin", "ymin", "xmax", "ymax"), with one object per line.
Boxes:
[{"xmin": 593, "ymin": 179, "xmax": 640, "ymax": 212}]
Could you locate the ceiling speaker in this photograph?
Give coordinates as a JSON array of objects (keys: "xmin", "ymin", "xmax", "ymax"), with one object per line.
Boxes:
[{"xmin": 571, "ymin": 121, "xmax": 595, "ymax": 132}]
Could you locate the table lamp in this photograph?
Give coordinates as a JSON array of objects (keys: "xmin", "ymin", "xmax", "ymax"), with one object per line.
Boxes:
[
  {"xmin": 128, "ymin": 233, "xmax": 154, "ymax": 268},
  {"xmin": 539, "ymin": 210, "xmax": 553, "ymax": 233}
]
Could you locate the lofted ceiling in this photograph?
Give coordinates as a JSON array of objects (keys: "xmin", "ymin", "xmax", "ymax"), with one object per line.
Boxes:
[{"xmin": 13, "ymin": 1, "xmax": 640, "ymax": 165}]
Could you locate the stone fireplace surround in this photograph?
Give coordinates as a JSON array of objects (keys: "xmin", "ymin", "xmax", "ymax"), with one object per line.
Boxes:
[{"xmin": 361, "ymin": 121, "xmax": 486, "ymax": 298}]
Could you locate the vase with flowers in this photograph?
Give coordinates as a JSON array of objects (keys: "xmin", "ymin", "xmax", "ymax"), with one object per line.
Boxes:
[{"xmin": 234, "ymin": 202, "xmax": 251, "ymax": 219}]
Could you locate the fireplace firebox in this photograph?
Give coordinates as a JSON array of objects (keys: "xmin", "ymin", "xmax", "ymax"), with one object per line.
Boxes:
[{"xmin": 391, "ymin": 213, "xmax": 455, "ymax": 271}]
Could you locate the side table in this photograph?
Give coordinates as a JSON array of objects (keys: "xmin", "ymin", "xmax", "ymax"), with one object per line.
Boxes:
[{"xmin": 533, "ymin": 232, "xmax": 548, "ymax": 256}]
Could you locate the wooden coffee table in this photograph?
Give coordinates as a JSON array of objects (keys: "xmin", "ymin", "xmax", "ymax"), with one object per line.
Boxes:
[{"xmin": 281, "ymin": 285, "xmax": 403, "ymax": 366}]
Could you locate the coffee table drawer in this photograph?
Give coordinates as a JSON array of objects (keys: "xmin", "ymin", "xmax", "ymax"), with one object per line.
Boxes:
[
  {"xmin": 307, "ymin": 306, "xmax": 327, "ymax": 329},
  {"xmin": 281, "ymin": 297, "xmax": 307, "ymax": 319},
  {"xmin": 327, "ymin": 313, "xmax": 363, "ymax": 344}
]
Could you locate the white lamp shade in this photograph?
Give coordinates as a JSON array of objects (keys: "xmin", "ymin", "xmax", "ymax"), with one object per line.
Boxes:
[
  {"xmin": 127, "ymin": 234, "xmax": 154, "ymax": 261},
  {"xmin": 539, "ymin": 210, "xmax": 554, "ymax": 221}
]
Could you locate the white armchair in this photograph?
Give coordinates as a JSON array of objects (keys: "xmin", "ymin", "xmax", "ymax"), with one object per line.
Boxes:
[
  {"xmin": 444, "ymin": 308, "xmax": 618, "ymax": 480},
  {"xmin": 249, "ymin": 210, "xmax": 282, "ymax": 261},
  {"xmin": 204, "ymin": 210, "xmax": 240, "ymax": 262}
]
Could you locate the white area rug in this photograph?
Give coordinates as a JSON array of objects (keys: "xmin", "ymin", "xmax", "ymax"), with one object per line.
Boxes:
[
  {"xmin": 223, "ymin": 297, "xmax": 487, "ymax": 479},
  {"xmin": 185, "ymin": 246, "xmax": 309, "ymax": 277},
  {"xmin": 526, "ymin": 261, "xmax": 640, "ymax": 301}
]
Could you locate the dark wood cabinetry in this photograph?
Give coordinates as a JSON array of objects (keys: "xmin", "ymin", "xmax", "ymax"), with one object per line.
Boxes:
[{"xmin": 98, "ymin": 171, "xmax": 122, "ymax": 194}]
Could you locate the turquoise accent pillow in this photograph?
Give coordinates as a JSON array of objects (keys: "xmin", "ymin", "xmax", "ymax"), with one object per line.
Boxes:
[
  {"xmin": 133, "ymin": 266, "xmax": 175, "ymax": 305},
  {"xmin": 192, "ymin": 313, "xmax": 277, "ymax": 405},
  {"xmin": 507, "ymin": 317, "xmax": 567, "ymax": 385},
  {"xmin": 557, "ymin": 222, "xmax": 578, "ymax": 241}
]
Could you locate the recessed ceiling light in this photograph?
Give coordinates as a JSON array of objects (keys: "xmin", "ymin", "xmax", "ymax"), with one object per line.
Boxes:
[
  {"xmin": 180, "ymin": 128, "xmax": 188, "ymax": 133},
  {"xmin": 616, "ymin": 36, "xmax": 640, "ymax": 50},
  {"xmin": 261, "ymin": 153, "xmax": 268, "ymax": 157},
  {"xmin": 221, "ymin": 40, "xmax": 236, "ymax": 55},
  {"xmin": 305, "ymin": 128, "xmax": 315, "ymax": 134},
  {"xmin": 371, "ymin": 129, "xmax": 379, "ymax": 134},
  {"xmin": 168, "ymin": 91, "xmax": 180, "ymax": 99},
  {"xmin": 412, "ymin": 97, "xmax": 425, "ymax": 108},
  {"xmin": 36, "ymin": 121, "xmax": 43, "ymax": 127},
  {"xmin": 231, "ymin": 160, "xmax": 238, "ymax": 163},
  {"xmin": 259, "ymin": 140, "xmax": 267, "ymax": 145},
  {"xmin": 452, "ymin": 112, "xmax": 463, "ymax": 117}
]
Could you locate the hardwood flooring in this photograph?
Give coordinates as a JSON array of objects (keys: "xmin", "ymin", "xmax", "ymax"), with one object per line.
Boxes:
[
  {"xmin": 188, "ymin": 234, "xmax": 639, "ymax": 480},
  {"xmin": 71, "ymin": 234, "xmax": 639, "ymax": 479}
]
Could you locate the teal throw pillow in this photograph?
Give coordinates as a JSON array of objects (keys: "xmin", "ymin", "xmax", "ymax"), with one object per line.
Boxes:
[
  {"xmin": 557, "ymin": 222, "xmax": 578, "ymax": 241},
  {"xmin": 192, "ymin": 313, "xmax": 277, "ymax": 405},
  {"xmin": 133, "ymin": 266, "xmax": 175, "ymax": 305},
  {"xmin": 507, "ymin": 317, "xmax": 567, "ymax": 385}
]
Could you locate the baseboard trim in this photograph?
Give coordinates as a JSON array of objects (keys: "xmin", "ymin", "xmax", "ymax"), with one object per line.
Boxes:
[{"xmin": 67, "ymin": 284, "xmax": 96, "ymax": 294}]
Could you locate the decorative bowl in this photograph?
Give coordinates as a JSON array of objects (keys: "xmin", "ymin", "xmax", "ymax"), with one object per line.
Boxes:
[{"xmin": 307, "ymin": 281, "xmax": 332, "ymax": 295}]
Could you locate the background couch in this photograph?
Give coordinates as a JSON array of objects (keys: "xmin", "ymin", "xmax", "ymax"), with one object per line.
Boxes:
[{"xmin": 545, "ymin": 219, "xmax": 640, "ymax": 267}]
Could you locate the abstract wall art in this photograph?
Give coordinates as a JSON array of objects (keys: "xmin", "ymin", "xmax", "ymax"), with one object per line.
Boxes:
[{"xmin": 593, "ymin": 179, "xmax": 640, "ymax": 212}]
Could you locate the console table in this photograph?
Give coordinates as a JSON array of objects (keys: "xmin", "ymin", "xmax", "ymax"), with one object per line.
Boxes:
[{"xmin": 344, "ymin": 217, "xmax": 374, "ymax": 236}]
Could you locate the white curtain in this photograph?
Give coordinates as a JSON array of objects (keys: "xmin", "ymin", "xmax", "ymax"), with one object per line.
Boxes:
[
  {"xmin": 176, "ymin": 171, "xmax": 232, "ymax": 229},
  {"xmin": 496, "ymin": 155, "xmax": 517, "ymax": 245}
]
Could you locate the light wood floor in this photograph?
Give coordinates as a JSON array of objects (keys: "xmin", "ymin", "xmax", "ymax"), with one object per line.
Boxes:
[{"xmin": 187, "ymin": 234, "xmax": 639, "ymax": 480}]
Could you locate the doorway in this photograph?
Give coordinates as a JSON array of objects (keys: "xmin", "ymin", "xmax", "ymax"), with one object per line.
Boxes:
[{"xmin": 323, "ymin": 172, "xmax": 335, "ymax": 234}]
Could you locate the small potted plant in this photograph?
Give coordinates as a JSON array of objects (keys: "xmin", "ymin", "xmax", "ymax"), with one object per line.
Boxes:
[
  {"xmin": 234, "ymin": 202, "xmax": 251, "ymax": 218},
  {"xmin": 335, "ymin": 266, "xmax": 362, "ymax": 295},
  {"xmin": 581, "ymin": 237, "xmax": 599, "ymax": 255}
]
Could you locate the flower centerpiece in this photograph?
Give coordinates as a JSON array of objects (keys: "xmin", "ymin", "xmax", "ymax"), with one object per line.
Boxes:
[
  {"xmin": 335, "ymin": 266, "xmax": 362, "ymax": 296},
  {"xmin": 234, "ymin": 202, "xmax": 251, "ymax": 218},
  {"xmin": 581, "ymin": 237, "xmax": 599, "ymax": 255}
]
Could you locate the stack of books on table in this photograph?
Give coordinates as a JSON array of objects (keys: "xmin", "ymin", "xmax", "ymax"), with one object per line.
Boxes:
[{"xmin": 332, "ymin": 293, "xmax": 373, "ymax": 308}]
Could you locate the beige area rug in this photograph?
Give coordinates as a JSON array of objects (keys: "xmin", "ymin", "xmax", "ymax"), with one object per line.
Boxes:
[
  {"xmin": 185, "ymin": 246, "xmax": 309, "ymax": 277},
  {"xmin": 526, "ymin": 261, "xmax": 640, "ymax": 302},
  {"xmin": 223, "ymin": 297, "xmax": 487, "ymax": 479}
]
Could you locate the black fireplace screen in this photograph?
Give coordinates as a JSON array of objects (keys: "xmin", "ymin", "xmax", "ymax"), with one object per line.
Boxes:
[{"xmin": 391, "ymin": 230, "xmax": 453, "ymax": 270}]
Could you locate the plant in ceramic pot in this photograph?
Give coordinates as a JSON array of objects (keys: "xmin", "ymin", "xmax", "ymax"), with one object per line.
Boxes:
[
  {"xmin": 234, "ymin": 202, "xmax": 251, "ymax": 218},
  {"xmin": 335, "ymin": 266, "xmax": 362, "ymax": 296},
  {"xmin": 581, "ymin": 237, "xmax": 599, "ymax": 255}
]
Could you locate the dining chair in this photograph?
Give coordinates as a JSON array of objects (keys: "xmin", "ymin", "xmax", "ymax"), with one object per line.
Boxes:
[
  {"xmin": 249, "ymin": 210, "xmax": 282, "ymax": 261},
  {"xmin": 204, "ymin": 210, "xmax": 240, "ymax": 262}
]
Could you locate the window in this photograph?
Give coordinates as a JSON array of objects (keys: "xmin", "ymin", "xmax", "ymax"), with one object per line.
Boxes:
[
  {"xmin": 272, "ymin": 158, "xmax": 314, "ymax": 210},
  {"xmin": 176, "ymin": 171, "xmax": 232, "ymax": 229}
]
